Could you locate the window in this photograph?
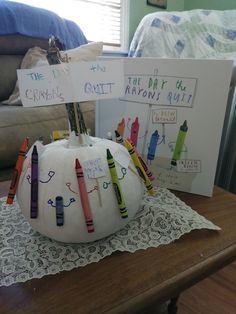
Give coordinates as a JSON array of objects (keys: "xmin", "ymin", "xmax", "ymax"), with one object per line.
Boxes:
[{"xmin": 10, "ymin": 0, "xmax": 129, "ymax": 52}]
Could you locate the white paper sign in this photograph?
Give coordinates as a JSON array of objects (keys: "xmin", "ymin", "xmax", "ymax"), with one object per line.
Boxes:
[
  {"xmin": 83, "ymin": 158, "xmax": 106, "ymax": 179},
  {"xmin": 17, "ymin": 60, "xmax": 124, "ymax": 107}
]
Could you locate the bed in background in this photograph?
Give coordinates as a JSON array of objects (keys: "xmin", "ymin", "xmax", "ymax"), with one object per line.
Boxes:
[
  {"xmin": 128, "ymin": 9, "xmax": 236, "ymax": 193},
  {"xmin": 129, "ymin": 9, "xmax": 236, "ymax": 60}
]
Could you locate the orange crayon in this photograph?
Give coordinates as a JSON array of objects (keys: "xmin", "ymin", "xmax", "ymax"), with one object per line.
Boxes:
[
  {"xmin": 117, "ymin": 118, "xmax": 125, "ymax": 137},
  {"xmin": 75, "ymin": 158, "xmax": 95, "ymax": 233},
  {"xmin": 7, "ymin": 137, "xmax": 29, "ymax": 204}
]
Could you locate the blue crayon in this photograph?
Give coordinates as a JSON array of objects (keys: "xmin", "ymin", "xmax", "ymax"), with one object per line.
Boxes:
[
  {"xmin": 55, "ymin": 196, "xmax": 64, "ymax": 226},
  {"xmin": 147, "ymin": 130, "xmax": 159, "ymax": 161}
]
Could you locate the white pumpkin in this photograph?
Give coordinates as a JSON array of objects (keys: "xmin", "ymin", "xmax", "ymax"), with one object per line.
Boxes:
[{"xmin": 17, "ymin": 135, "xmax": 144, "ymax": 243}]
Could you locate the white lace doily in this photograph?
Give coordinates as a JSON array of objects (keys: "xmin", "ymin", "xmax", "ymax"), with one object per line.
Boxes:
[{"xmin": 0, "ymin": 187, "xmax": 220, "ymax": 287}]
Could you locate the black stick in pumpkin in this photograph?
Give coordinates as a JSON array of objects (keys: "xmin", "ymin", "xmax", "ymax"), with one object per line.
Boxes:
[{"xmin": 46, "ymin": 36, "xmax": 88, "ymax": 136}]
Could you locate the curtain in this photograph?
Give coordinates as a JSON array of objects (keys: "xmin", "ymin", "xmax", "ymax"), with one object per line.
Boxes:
[{"xmin": 215, "ymin": 84, "xmax": 236, "ymax": 193}]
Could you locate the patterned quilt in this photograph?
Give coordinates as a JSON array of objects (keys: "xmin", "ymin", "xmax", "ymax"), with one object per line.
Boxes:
[{"xmin": 129, "ymin": 9, "xmax": 236, "ymax": 62}]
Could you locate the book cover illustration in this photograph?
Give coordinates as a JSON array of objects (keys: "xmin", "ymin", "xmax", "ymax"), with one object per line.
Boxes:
[{"xmin": 96, "ymin": 58, "xmax": 233, "ymax": 196}]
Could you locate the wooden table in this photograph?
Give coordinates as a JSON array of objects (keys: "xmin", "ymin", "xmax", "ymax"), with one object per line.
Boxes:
[{"xmin": 1, "ymin": 181, "xmax": 236, "ymax": 314}]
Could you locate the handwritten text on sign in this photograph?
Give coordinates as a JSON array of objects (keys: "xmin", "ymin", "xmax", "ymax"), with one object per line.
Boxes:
[
  {"xmin": 17, "ymin": 60, "xmax": 124, "ymax": 107},
  {"xmin": 121, "ymin": 74, "xmax": 197, "ymax": 107}
]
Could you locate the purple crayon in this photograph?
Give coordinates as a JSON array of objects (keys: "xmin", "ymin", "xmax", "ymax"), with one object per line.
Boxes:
[
  {"xmin": 55, "ymin": 196, "xmax": 64, "ymax": 226},
  {"xmin": 30, "ymin": 145, "xmax": 38, "ymax": 219}
]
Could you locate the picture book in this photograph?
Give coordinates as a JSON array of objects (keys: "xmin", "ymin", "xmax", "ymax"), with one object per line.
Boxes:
[{"xmin": 96, "ymin": 58, "xmax": 233, "ymax": 196}]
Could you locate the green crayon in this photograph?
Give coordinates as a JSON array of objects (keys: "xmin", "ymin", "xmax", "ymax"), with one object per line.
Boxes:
[
  {"xmin": 107, "ymin": 149, "xmax": 128, "ymax": 219},
  {"xmin": 171, "ymin": 120, "xmax": 188, "ymax": 166}
]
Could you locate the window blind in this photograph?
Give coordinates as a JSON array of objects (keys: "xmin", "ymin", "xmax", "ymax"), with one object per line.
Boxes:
[{"xmin": 75, "ymin": 0, "xmax": 122, "ymax": 47}]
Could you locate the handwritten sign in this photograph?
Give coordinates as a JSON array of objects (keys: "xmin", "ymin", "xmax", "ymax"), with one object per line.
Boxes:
[
  {"xmin": 121, "ymin": 74, "xmax": 197, "ymax": 107},
  {"xmin": 152, "ymin": 109, "xmax": 177, "ymax": 124},
  {"xmin": 17, "ymin": 60, "xmax": 124, "ymax": 107},
  {"xmin": 83, "ymin": 158, "xmax": 106, "ymax": 179}
]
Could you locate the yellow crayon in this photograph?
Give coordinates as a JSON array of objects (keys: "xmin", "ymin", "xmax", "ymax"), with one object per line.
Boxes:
[
  {"xmin": 124, "ymin": 139, "xmax": 154, "ymax": 196},
  {"xmin": 107, "ymin": 149, "xmax": 128, "ymax": 218},
  {"xmin": 52, "ymin": 130, "xmax": 70, "ymax": 141}
]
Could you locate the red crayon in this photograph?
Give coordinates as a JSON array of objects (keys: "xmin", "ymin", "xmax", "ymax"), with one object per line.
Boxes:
[
  {"xmin": 130, "ymin": 117, "xmax": 139, "ymax": 147},
  {"xmin": 7, "ymin": 137, "xmax": 29, "ymax": 204},
  {"xmin": 75, "ymin": 158, "xmax": 95, "ymax": 233}
]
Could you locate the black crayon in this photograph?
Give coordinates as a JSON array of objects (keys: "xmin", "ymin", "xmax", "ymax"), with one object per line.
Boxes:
[{"xmin": 55, "ymin": 196, "xmax": 64, "ymax": 226}]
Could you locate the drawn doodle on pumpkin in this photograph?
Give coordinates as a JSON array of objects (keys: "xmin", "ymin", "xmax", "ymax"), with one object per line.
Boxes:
[
  {"xmin": 27, "ymin": 170, "xmax": 55, "ymax": 184},
  {"xmin": 103, "ymin": 167, "xmax": 127, "ymax": 189},
  {"xmin": 119, "ymin": 167, "xmax": 127, "ymax": 179},
  {"xmin": 66, "ymin": 182, "xmax": 78, "ymax": 194},
  {"xmin": 47, "ymin": 197, "xmax": 76, "ymax": 208},
  {"xmin": 40, "ymin": 171, "xmax": 56, "ymax": 183},
  {"xmin": 66, "ymin": 182, "xmax": 98, "ymax": 194},
  {"xmin": 88, "ymin": 186, "xmax": 98, "ymax": 193},
  {"xmin": 103, "ymin": 181, "xmax": 111, "ymax": 189}
]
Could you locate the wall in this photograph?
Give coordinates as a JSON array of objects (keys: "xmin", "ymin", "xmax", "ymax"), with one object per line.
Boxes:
[{"xmin": 184, "ymin": 0, "xmax": 236, "ymax": 10}]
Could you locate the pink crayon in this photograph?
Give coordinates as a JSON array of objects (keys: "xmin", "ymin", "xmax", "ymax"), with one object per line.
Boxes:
[
  {"xmin": 117, "ymin": 118, "xmax": 125, "ymax": 137},
  {"xmin": 129, "ymin": 139, "xmax": 155, "ymax": 181},
  {"xmin": 75, "ymin": 158, "xmax": 95, "ymax": 233},
  {"xmin": 130, "ymin": 117, "xmax": 139, "ymax": 147}
]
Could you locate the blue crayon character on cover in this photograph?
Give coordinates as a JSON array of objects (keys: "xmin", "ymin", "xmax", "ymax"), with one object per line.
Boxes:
[{"xmin": 147, "ymin": 130, "xmax": 159, "ymax": 161}]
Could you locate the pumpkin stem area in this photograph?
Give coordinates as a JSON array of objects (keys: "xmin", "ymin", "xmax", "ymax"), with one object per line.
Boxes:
[{"xmin": 46, "ymin": 36, "xmax": 89, "ymax": 143}]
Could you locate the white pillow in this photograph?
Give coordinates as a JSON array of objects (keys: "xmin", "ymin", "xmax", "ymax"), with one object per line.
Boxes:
[
  {"xmin": 3, "ymin": 42, "xmax": 103, "ymax": 105},
  {"xmin": 61, "ymin": 41, "xmax": 104, "ymax": 61}
]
